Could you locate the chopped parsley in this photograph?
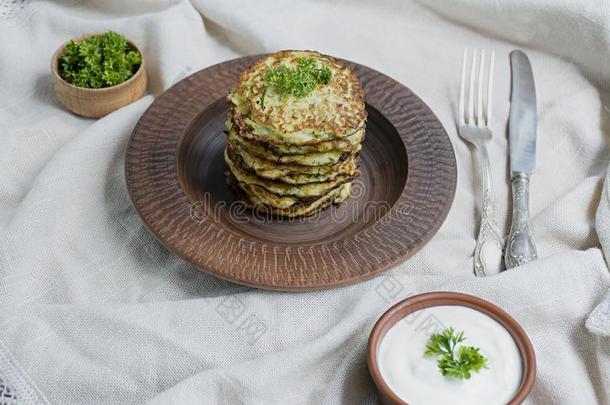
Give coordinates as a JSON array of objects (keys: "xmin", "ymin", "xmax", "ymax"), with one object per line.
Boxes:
[
  {"xmin": 59, "ymin": 31, "xmax": 142, "ymax": 89},
  {"xmin": 263, "ymin": 57, "xmax": 332, "ymax": 102}
]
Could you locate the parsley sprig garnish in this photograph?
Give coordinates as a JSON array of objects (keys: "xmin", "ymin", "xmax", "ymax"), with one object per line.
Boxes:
[
  {"xmin": 263, "ymin": 57, "xmax": 332, "ymax": 102},
  {"xmin": 424, "ymin": 327, "xmax": 489, "ymax": 380}
]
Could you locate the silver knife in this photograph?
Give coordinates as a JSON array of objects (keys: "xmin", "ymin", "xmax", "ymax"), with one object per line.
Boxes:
[{"xmin": 505, "ymin": 50, "xmax": 538, "ymax": 269}]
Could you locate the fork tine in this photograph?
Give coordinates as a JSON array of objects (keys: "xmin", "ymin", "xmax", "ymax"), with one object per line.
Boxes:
[
  {"xmin": 486, "ymin": 50, "xmax": 495, "ymax": 127},
  {"xmin": 477, "ymin": 50, "xmax": 485, "ymax": 127},
  {"xmin": 468, "ymin": 49, "xmax": 477, "ymax": 125},
  {"xmin": 459, "ymin": 48, "xmax": 468, "ymax": 125}
]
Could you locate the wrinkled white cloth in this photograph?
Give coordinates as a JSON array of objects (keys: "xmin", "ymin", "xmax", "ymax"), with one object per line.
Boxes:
[{"xmin": 1, "ymin": 0, "xmax": 609, "ymax": 404}]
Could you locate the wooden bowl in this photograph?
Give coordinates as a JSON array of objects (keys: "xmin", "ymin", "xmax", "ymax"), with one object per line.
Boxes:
[
  {"xmin": 51, "ymin": 34, "xmax": 147, "ymax": 118},
  {"xmin": 368, "ymin": 292, "xmax": 536, "ymax": 405}
]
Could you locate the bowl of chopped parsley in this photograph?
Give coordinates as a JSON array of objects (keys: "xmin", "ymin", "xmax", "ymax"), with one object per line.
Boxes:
[{"xmin": 51, "ymin": 31, "xmax": 147, "ymax": 118}]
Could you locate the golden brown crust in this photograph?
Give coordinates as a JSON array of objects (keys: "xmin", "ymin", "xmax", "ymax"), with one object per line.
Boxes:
[
  {"xmin": 225, "ymin": 148, "xmax": 355, "ymax": 199},
  {"xmin": 232, "ymin": 50, "xmax": 367, "ymax": 138},
  {"xmin": 229, "ymin": 134, "xmax": 356, "ymax": 168},
  {"xmin": 228, "ymin": 104, "xmax": 365, "ymax": 148},
  {"xmin": 227, "ymin": 142, "xmax": 359, "ymax": 183},
  {"xmin": 227, "ymin": 173, "xmax": 353, "ymax": 217}
]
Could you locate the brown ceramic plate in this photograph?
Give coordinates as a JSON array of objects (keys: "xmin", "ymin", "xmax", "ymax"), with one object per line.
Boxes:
[
  {"xmin": 368, "ymin": 292, "xmax": 536, "ymax": 404},
  {"xmin": 125, "ymin": 55, "xmax": 457, "ymax": 291}
]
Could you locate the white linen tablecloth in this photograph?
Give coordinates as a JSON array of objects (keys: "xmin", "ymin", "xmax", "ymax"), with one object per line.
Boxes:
[{"xmin": 1, "ymin": 0, "xmax": 609, "ymax": 403}]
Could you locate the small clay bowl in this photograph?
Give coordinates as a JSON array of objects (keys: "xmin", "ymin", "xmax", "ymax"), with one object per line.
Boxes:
[
  {"xmin": 368, "ymin": 292, "xmax": 536, "ymax": 405},
  {"xmin": 51, "ymin": 33, "xmax": 147, "ymax": 118}
]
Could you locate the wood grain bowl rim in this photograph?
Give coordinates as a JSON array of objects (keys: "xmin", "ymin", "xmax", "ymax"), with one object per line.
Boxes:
[
  {"xmin": 50, "ymin": 32, "xmax": 146, "ymax": 93},
  {"xmin": 367, "ymin": 292, "xmax": 537, "ymax": 405},
  {"xmin": 125, "ymin": 55, "xmax": 457, "ymax": 291}
]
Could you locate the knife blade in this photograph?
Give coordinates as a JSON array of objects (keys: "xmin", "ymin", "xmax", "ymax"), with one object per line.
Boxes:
[
  {"xmin": 505, "ymin": 49, "xmax": 538, "ymax": 269},
  {"xmin": 509, "ymin": 50, "xmax": 537, "ymax": 175}
]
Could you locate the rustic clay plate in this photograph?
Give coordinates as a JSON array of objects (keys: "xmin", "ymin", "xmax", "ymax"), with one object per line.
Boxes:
[{"xmin": 125, "ymin": 55, "xmax": 457, "ymax": 291}]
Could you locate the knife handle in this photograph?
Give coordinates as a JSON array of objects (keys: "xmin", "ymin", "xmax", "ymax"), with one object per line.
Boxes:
[{"xmin": 505, "ymin": 173, "xmax": 538, "ymax": 268}]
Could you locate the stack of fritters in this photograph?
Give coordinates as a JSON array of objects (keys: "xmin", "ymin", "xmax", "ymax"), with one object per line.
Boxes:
[{"xmin": 225, "ymin": 50, "xmax": 367, "ymax": 217}]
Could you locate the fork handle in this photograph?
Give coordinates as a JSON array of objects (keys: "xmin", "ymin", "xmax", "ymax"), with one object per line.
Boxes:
[
  {"xmin": 505, "ymin": 173, "xmax": 537, "ymax": 268},
  {"xmin": 473, "ymin": 145, "xmax": 504, "ymax": 276}
]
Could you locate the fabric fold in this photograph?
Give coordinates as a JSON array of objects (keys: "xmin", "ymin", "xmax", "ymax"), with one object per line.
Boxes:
[{"xmin": 1, "ymin": 0, "xmax": 609, "ymax": 403}]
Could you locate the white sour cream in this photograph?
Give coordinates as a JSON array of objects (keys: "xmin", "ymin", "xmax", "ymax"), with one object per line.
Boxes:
[{"xmin": 378, "ymin": 305, "xmax": 522, "ymax": 405}]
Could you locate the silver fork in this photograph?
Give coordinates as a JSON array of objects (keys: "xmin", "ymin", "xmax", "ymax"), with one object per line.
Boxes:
[{"xmin": 458, "ymin": 48, "xmax": 504, "ymax": 276}]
